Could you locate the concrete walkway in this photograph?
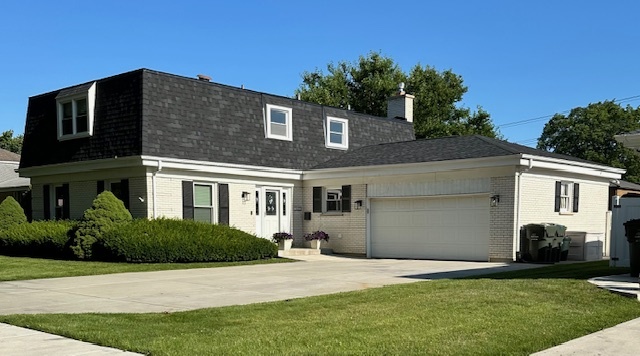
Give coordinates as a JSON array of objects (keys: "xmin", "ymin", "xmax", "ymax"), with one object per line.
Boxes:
[{"xmin": 0, "ymin": 255, "xmax": 638, "ymax": 355}]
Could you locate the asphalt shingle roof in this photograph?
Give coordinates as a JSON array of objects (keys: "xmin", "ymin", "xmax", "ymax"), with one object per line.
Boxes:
[
  {"xmin": 0, "ymin": 148, "xmax": 20, "ymax": 162},
  {"xmin": 313, "ymin": 135, "xmax": 601, "ymax": 169}
]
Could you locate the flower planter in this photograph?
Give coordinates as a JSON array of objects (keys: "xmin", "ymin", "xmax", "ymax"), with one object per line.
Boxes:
[
  {"xmin": 278, "ymin": 239, "xmax": 293, "ymax": 251},
  {"xmin": 310, "ymin": 240, "xmax": 322, "ymax": 249}
]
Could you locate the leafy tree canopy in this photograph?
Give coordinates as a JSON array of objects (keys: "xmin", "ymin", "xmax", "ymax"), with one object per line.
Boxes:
[
  {"xmin": 537, "ymin": 101, "xmax": 640, "ymax": 183},
  {"xmin": 0, "ymin": 130, "xmax": 23, "ymax": 154},
  {"xmin": 295, "ymin": 52, "xmax": 500, "ymax": 139}
]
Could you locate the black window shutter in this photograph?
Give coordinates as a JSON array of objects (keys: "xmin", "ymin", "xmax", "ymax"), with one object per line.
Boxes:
[
  {"xmin": 313, "ymin": 187, "xmax": 322, "ymax": 213},
  {"xmin": 554, "ymin": 181, "xmax": 561, "ymax": 212},
  {"xmin": 121, "ymin": 179, "xmax": 130, "ymax": 210},
  {"xmin": 62, "ymin": 183, "xmax": 70, "ymax": 219},
  {"xmin": 218, "ymin": 183, "xmax": 229, "ymax": 225},
  {"xmin": 182, "ymin": 181, "xmax": 194, "ymax": 220},
  {"xmin": 342, "ymin": 185, "xmax": 352, "ymax": 212},
  {"xmin": 572, "ymin": 183, "xmax": 580, "ymax": 213},
  {"xmin": 43, "ymin": 184, "xmax": 50, "ymax": 220},
  {"xmin": 97, "ymin": 180, "xmax": 105, "ymax": 195}
]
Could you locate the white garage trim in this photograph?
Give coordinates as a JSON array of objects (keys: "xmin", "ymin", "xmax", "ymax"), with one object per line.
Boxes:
[{"xmin": 367, "ymin": 194, "xmax": 490, "ymax": 261}]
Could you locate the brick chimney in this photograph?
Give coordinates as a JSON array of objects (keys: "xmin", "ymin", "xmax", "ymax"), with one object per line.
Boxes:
[{"xmin": 387, "ymin": 83, "xmax": 414, "ymax": 122}]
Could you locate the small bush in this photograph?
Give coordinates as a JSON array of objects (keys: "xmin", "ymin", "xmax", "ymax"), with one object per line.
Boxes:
[
  {"xmin": 0, "ymin": 196, "xmax": 28, "ymax": 228},
  {"xmin": 98, "ymin": 218, "xmax": 277, "ymax": 263},
  {"xmin": 70, "ymin": 191, "xmax": 132, "ymax": 260},
  {"xmin": 0, "ymin": 220, "xmax": 75, "ymax": 259}
]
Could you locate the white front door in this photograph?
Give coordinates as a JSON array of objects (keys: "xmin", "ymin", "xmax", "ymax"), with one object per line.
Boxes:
[{"xmin": 255, "ymin": 187, "xmax": 291, "ymax": 239}]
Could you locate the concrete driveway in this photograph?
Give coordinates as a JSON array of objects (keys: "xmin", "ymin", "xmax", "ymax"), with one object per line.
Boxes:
[{"xmin": 0, "ymin": 255, "xmax": 541, "ymax": 315}]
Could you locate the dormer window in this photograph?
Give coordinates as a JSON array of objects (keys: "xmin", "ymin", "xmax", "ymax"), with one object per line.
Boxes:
[
  {"xmin": 326, "ymin": 116, "xmax": 348, "ymax": 149},
  {"xmin": 56, "ymin": 82, "xmax": 96, "ymax": 140},
  {"xmin": 266, "ymin": 104, "xmax": 292, "ymax": 141}
]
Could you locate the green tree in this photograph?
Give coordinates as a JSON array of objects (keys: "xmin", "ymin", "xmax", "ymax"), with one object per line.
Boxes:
[
  {"xmin": 0, "ymin": 130, "xmax": 23, "ymax": 154},
  {"xmin": 537, "ymin": 101, "xmax": 640, "ymax": 183},
  {"xmin": 295, "ymin": 52, "xmax": 500, "ymax": 139}
]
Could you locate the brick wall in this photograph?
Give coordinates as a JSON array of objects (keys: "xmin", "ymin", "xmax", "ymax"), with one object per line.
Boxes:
[
  {"xmin": 489, "ymin": 175, "xmax": 517, "ymax": 261},
  {"xmin": 228, "ymin": 183, "xmax": 256, "ymax": 234},
  {"xmin": 301, "ymin": 184, "xmax": 367, "ymax": 254},
  {"xmin": 153, "ymin": 175, "xmax": 183, "ymax": 219},
  {"xmin": 519, "ymin": 174, "xmax": 608, "ymax": 234}
]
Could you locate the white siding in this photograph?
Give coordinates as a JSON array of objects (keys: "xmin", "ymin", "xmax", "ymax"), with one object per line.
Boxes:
[{"xmin": 369, "ymin": 177, "xmax": 490, "ymax": 197}]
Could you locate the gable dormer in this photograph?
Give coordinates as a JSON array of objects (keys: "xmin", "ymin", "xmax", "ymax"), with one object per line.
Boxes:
[{"xmin": 56, "ymin": 81, "xmax": 97, "ymax": 141}]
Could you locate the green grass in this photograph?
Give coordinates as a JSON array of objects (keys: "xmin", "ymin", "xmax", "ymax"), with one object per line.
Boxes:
[
  {"xmin": 2, "ymin": 261, "xmax": 638, "ymax": 355},
  {"xmin": 0, "ymin": 255, "xmax": 292, "ymax": 281}
]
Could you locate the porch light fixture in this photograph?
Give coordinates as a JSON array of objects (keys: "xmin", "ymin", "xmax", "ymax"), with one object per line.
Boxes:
[
  {"xmin": 241, "ymin": 191, "xmax": 250, "ymax": 202},
  {"xmin": 490, "ymin": 195, "xmax": 500, "ymax": 207},
  {"xmin": 354, "ymin": 200, "xmax": 363, "ymax": 210}
]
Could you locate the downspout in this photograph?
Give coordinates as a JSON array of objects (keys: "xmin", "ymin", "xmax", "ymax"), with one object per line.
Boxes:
[
  {"xmin": 152, "ymin": 160, "xmax": 162, "ymax": 219},
  {"xmin": 515, "ymin": 158, "xmax": 533, "ymax": 261}
]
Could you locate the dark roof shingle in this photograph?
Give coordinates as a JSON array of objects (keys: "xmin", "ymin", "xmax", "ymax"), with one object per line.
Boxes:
[{"xmin": 313, "ymin": 135, "xmax": 602, "ymax": 169}]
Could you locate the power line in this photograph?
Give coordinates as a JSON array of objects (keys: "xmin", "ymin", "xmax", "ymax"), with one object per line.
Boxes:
[{"xmin": 497, "ymin": 94, "xmax": 640, "ymax": 129}]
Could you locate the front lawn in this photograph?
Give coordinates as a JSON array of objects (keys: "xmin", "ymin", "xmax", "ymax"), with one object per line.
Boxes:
[
  {"xmin": 2, "ymin": 261, "xmax": 638, "ymax": 355},
  {"xmin": 0, "ymin": 255, "xmax": 291, "ymax": 282}
]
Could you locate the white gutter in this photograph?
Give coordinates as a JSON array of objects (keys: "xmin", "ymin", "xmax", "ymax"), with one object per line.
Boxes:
[
  {"xmin": 520, "ymin": 154, "xmax": 626, "ymax": 175},
  {"xmin": 152, "ymin": 160, "xmax": 162, "ymax": 219}
]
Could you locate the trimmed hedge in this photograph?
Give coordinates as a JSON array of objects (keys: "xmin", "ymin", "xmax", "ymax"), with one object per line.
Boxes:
[
  {"xmin": 98, "ymin": 218, "xmax": 278, "ymax": 263},
  {"xmin": 70, "ymin": 191, "xmax": 133, "ymax": 260},
  {"xmin": 0, "ymin": 196, "xmax": 28, "ymax": 228},
  {"xmin": 0, "ymin": 220, "xmax": 75, "ymax": 259}
]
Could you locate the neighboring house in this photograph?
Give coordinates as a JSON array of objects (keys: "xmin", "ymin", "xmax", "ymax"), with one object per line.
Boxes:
[
  {"xmin": 19, "ymin": 69, "xmax": 624, "ymax": 262},
  {"xmin": 0, "ymin": 148, "xmax": 31, "ymax": 217},
  {"xmin": 610, "ymin": 132, "xmax": 640, "ymax": 266}
]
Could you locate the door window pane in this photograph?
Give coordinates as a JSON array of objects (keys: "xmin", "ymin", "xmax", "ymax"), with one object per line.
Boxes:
[{"xmin": 266, "ymin": 191, "xmax": 277, "ymax": 216}]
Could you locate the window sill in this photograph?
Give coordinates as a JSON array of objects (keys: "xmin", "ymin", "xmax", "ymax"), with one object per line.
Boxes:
[
  {"xmin": 58, "ymin": 132, "xmax": 92, "ymax": 141},
  {"xmin": 559, "ymin": 211, "xmax": 575, "ymax": 216},
  {"xmin": 321, "ymin": 212, "xmax": 344, "ymax": 216},
  {"xmin": 325, "ymin": 144, "xmax": 348, "ymax": 150},
  {"xmin": 266, "ymin": 134, "xmax": 292, "ymax": 141}
]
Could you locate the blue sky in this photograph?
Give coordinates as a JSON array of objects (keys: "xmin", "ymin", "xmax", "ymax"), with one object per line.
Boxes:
[{"xmin": 1, "ymin": 0, "xmax": 639, "ymax": 146}]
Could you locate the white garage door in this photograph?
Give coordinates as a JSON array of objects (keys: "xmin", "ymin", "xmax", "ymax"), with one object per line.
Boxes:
[{"xmin": 370, "ymin": 195, "xmax": 489, "ymax": 261}]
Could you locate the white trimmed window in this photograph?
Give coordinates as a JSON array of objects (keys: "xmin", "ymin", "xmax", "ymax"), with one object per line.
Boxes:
[
  {"xmin": 194, "ymin": 183, "xmax": 215, "ymax": 223},
  {"xmin": 326, "ymin": 117, "xmax": 348, "ymax": 149},
  {"xmin": 555, "ymin": 180, "xmax": 579, "ymax": 214},
  {"xmin": 56, "ymin": 82, "xmax": 96, "ymax": 140},
  {"xmin": 266, "ymin": 104, "xmax": 293, "ymax": 141}
]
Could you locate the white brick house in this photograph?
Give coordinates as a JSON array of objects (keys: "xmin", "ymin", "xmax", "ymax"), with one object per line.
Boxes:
[{"xmin": 18, "ymin": 69, "xmax": 624, "ymax": 262}]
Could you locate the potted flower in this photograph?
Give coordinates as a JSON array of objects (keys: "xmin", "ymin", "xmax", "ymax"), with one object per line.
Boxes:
[
  {"xmin": 304, "ymin": 230, "xmax": 330, "ymax": 249},
  {"xmin": 272, "ymin": 232, "xmax": 294, "ymax": 251}
]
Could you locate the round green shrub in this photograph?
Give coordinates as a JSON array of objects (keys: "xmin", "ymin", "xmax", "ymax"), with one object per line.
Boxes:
[
  {"xmin": 98, "ymin": 218, "xmax": 277, "ymax": 263},
  {"xmin": 0, "ymin": 196, "xmax": 28, "ymax": 228},
  {"xmin": 0, "ymin": 220, "xmax": 75, "ymax": 259},
  {"xmin": 70, "ymin": 191, "xmax": 132, "ymax": 260}
]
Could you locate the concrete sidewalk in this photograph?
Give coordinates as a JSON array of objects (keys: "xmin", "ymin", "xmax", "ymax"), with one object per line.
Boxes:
[
  {"xmin": 530, "ymin": 273, "xmax": 639, "ymax": 356},
  {"xmin": 0, "ymin": 323, "xmax": 143, "ymax": 356}
]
